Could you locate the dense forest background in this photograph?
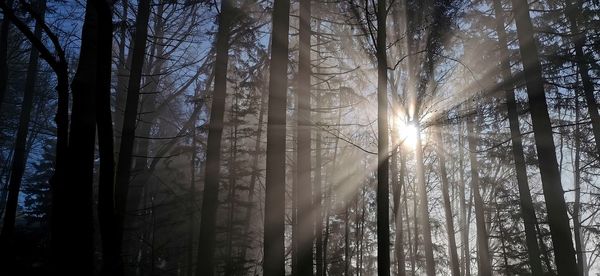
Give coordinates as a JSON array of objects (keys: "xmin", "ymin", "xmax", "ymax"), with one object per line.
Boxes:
[{"xmin": 0, "ymin": 0, "xmax": 599, "ymax": 275}]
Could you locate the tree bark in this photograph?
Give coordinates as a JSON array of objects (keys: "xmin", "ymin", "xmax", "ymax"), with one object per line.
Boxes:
[
  {"xmin": 376, "ymin": 0, "xmax": 390, "ymax": 274},
  {"xmin": 62, "ymin": 0, "xmax": 106, "ymax": 272},
  {"xmin": 510, "ymin": 0, "xmax": 580, "ymax": 274},
  {"xmin": 0, "ymin": 0, "xmax": 13, "ymax": 113},
  {"xmin": 94, "ymin": 1, "xmax": 120, "ymax": 274},
  {"xmin": 114, "ymin": 0, "xmax": 151, "ymax": 256},
  {"xmin": 433, "ymin": 126, "xmax": 461, "ymax": 276},
  {"xmin": 491, "ymin": 1, "xmax": 544, "ymax": 274},
  {"xmin": 196, "ymin": 0, "xmax": 233, "ymax": 274},
  {"xmin": 415, "ymin": 125, "xmax": 436, "ymax": 276},
  {"xmin": 296, "ymin": 0, "xmax": 314, "ymax": 273},
  {"xmin": 565, "ymin": 0, "xmax": 600, "ymax": 157},
  {"xmin": 263, "ymin": 0, "xmax": 290, "ymax": 274},
  {"xmin": 573, "ymin": 95, "xmax": 586, "ymax": 276},
  {"xmin": 466, "ymin": 109, "xmax": 492, "ymax": 276}
]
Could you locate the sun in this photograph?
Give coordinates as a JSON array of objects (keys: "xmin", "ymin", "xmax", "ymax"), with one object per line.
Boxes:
[{"xmin": 397, "ymin": 121, "xmax": 422, "ymax": 149}]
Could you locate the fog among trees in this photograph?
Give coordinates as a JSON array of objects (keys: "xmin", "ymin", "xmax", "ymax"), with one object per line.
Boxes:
[{"xmin": 1, "ymin": 0, "xmax": 600, "ymax": 275}]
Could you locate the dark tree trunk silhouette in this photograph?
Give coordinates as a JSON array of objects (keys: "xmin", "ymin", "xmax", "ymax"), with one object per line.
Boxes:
[
  {"xmin": 295, "ymin": 0, "xmax": 314, "ymax": 273},
  {"xmin": 114, "ymin": 0, "xmax": 151, "ymax": 255},
  {"xmin": 492, "ymin": 1, "xmax": 543, "ymax": 274},
  {"xmin": 510, "ymin": 0, "xmax": 580, "ymax": 274},
  {"xmin": 197, "ymin": 0, "xmax": 233, "ymax": 274},
  {"xmin": 573, "ymin": 96, "xmax": 586, "ymax": 276},
  {"xmin": 466, "ymin": 109, "xmax": 492, "ymax": 276},
  {"xmin": 94, "ymin": 1, "xmax": 120, "ymax": 274},
  {"xmin": 0, "ymin": 0, "xmax": 43, "ymax": 254},
  {"xmin": 376, "ymin": 0, "xmax": 390, "ymax": 274},
  {"xmin": 565, "ymin": 0, "xmax": 600, "ymax": 157},
  {"xmin": 263, "ymin": 0, "xmax": 290, "ymax": 274},
  {"xmin": 0, "ymin": 0, "xmax": 13, "ymax": 113},
  {"xmin": 114, "ymin": 0, "xmax": 129, "ymax": 144},
  {"xmin": 433, "ymin": 126, "xmax": 460, "ymax": 276},
  {"xmin": 62, "ymin": 0, "xmax": 108, "ymax": 272}
]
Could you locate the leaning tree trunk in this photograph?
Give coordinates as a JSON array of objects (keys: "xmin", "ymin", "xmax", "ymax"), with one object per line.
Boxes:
[
  {"xmin": 376, "ymin": 0, "xmax": 390, "ymax": 274},
  {"xmin": 466, "ymin": 109, "xmax": 492, "ymax": 276},
  {"xmin": 510, "ymin": 0, "xmax": 580, "ymax": 274},
  {"xmin": 196, "ymin": 0, "xmax": 233, "ymax": 274},
  {"xmin": 295, "ymin": 0, "xmax": 314, "ymax": 273},
  {"xmin": 491, "ymin": 1, "xmax": 543, "ymax": 274},
  {"xmin": 263, "ymin": 0, "xmax": 290, "ymax": 274},
  {"xmin": 0, "ymin": 0, "xmax": 44, "ymax": 252}
]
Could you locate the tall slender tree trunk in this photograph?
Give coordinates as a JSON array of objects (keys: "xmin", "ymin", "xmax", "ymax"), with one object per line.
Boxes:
[
  {"xmin": 0, "ymin": 0, "xmax": 13, "ymax": 112},
  {"xmin": 491, "ymin": 1, "xmax": 543, "ymax": 274},
  {"xmin": 296, "ymin": 0, "xmax": 313, "ymax": 273},
  {"xmin": 414, "ymin": 125, "xmax": 435, "ymax": 276},
  {"xmin": 433, "ymin": 126, "xmax": 460, "ymax": 276},
  {"xmin": 94, "ymin": 1, "xmax": 120, "ymax": 274},
  {"xmin": 510, "ymin": 1, "xmax": 580, "ymax": 274},
  {"xmin": 376, "ymin": 0, "xmax": 390, "ymax": 274},
  {"xmin": 123, "ymin": 4, "xmax": 165, "ymax": 268},
  {"xmin": 63, "ymin": 0, "xmax": 107, "ymax": 272},
  {"xmin": 466, "ymin": 109, "xmax": 492, "ymax": 276},
  {"xmin": 573, "ymin": 95, "xmax": 586, "ymax": 276},
  {"xmin": 0, "ymin": 0, "xmax": 43, "ymax": 252},
  {"xmin": 458, "ymin": 121, "xmax": 470, "ymax": 276},
  {"xmin": 392, "ymin": 148, "xmax": 406, "ymax": 276},
  {"xmin": 114, "ymin": 0, "xmax": 129, "ymax": 144},
  {"xmin": 565, "ymin": 0, "xmax": 600, "ymax": 157},
  {"xmin": 315, "ymin": 90, "xmax": 324, "ymax": 276},
  {"xmin": 114, "ymin": 0, "xmax": 151, "ymax": 262},
  {"xmin": 241, "ymin": 71, "xmax": 268, "ymax": 263},
  {"xmin": 197, "ymin": 0, "xmax": 233, "ymax": 274},
  {"xmin": 263, "ymin": 0, "xmax": 290, "ymax": 273}
]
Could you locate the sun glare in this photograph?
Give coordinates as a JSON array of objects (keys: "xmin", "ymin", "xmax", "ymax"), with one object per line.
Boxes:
[{"xmin": 397, "ymin": 121, "xmax": 422, "ymax": 149}]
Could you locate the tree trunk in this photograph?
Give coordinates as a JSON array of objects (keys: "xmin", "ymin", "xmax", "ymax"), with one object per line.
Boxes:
[
  {"xmin": 573, "ymin": 94, "xmax": 586, "ymax": 276},
  {"xmin": 114, "ymin": 0, "xmax": 151, "ymax": 256},
  {"xmin": 263, "ymin": 0, "xmax": 290, "ymax": 273},
  {"xmin": 296, "ymin": 0, "xmax": 313, "ymax": 274},
  {"xmin": 466, "ymin": 109, "xmax": 492, "ymax": 276},
  {"xmin": 315, "ymin": 91, "xmax": 324, "ymax": 276},
  {"xmin": 0, "ymin": 0, "xmax": 43, "ymax": 253},
  {"xmin": 414, "ymin": 125, "xmax": 435, "ymax": 276},
  {"xmin": 376, "ymin": 0, "xmax": 390, "ymax": 274},
  {"xmin": 196, "ymin": 0, "xmax": 233, "ymax": 274},
  {"xmin": 114, "ymin": 0, "xmax": 129, "ymax": 144},
  {"xmin": 491, "ymin": 1, "xmax": 544, "ymax": 274},
  {"xmin": 510, "ymin": 0, "xmax": 580, "ymax": 274},
  {"xmin": 565, "ymin": 0, "xmax": 600, "ymax": 157},
  {"xmin": 0, "ymin": 0, "xmax": 13, "ymax": 113},
  {"xmin": 433, "ymin": 126, "xmax": 461, "ymax": 276},
  {"xmin": 458, "ymin": 120, "xmax": 470, "ymax": 276},
  {"xmin": 94, "ymin": 0, "xmax": 120, "ymax": 274},
  {"xmin": 63, "ymin": 0, "xmax": 106, "ymax": 272},
  {"xmin": 392, "ymin": 148, "xmax": 406, "ymax": 276}
]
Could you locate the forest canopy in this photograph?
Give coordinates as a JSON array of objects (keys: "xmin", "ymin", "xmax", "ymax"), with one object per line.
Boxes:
[{"xmin": 0, "ymin": 0, "xmax": 599, "ymax": 275}]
